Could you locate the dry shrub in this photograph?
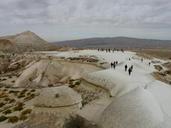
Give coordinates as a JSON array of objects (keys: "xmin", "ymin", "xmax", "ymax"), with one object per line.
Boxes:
[
  {"xmin": 24, "ymin": 93, "xmax": 35, "ymax": 101},
  {"xmin": 21, "ymin": 109, "xmax": 32, "ymax": 115},
  {"xmin": 0, "ymin": 102, "xmax": 5, "ymax": 107},
  {"xmin": 13, "ymin": 102, "xmax": 24, "ymax": 111},
  {"xmin": 0, "ymin": 115, "xmax": 8, "ymax": 122},
  {"xmin": 19, "ymin": 114, "xmax": 28, "ymax": 121},
  {"xmin": 8, "ymin": 116, "xmax": 19, "ymax": 123},
  {"xmin": 3, "ymin": 109, "xmax": 12, "ymax": 115}
]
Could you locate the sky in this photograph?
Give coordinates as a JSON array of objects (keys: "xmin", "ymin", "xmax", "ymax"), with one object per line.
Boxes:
[{"xmin": 0, "ymin": 0, "xmax": 171, "ymax": 42}]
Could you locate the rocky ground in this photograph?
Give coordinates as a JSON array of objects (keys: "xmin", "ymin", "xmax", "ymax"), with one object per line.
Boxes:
[
  {"xmin": 0, "ymin": 49, "xmax": 171, "ymax": 128},
  {"xmin": 0, "ymin": 51, "xmax": 107, "ymax": 128}
]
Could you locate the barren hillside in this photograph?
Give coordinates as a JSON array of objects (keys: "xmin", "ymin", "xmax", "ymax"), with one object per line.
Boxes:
[{"xmin": 0, "ymin": 31, "xmax": 57, "ymax": 52}]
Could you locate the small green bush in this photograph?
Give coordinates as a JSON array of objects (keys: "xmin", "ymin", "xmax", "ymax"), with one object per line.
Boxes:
[
  {"xmin": 75, "ymin": 81, "xmax": 81, "ymax": 85},
  {"xmin": 0, "ymin": 115, "xmax": 8, "ymax": 122},
  {"xmin": 8, "ymin": 116, "xmax": 18, "ymax": 123}
]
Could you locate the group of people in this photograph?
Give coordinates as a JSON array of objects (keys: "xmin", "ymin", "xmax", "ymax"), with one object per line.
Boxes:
[
  {"xmin": 98, "ymin": 48, "xmax": 124, "ymax": 53},
  {"xmin": 125, "ymin": 64, "xmax": 134, "ymax": 75},
  {"xmin": 111, "ymin": 61, "xmax": 119, "ymax": 69},
  {"xmin": 111, "ymin": 62, "xmax": 133, "ymax": 75}
]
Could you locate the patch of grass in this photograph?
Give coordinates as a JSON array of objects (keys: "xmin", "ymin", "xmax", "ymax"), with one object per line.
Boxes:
[
  {"xmin": 0, "ymin": 92, "xmax": 8, "ymax": 98},
  {"xmin": 24, "ymin": 93, "xmax": 35, "ymax": 101},
  {"xmin": 19, "ymin": 114, "xmax": 28, "ymax": 121},
  {"xmin": 8, "ymin": 116, "xmax": 19, "ymax": 123},
  {"xmin": 8, "ymin": 99, "xmax": 16, "ymax": 104},
  {"xmin": 75, "ymin": 81, "xmax": 81, "ymax": 85},
  {"xmin": 3, "ymin": 88, "xmax": 8, "ymax": 92},
  {"xmin": 21, "ymin": 109, "xmax": 32, "ymax": 115},
  {"xmin": 13, "ymin": 102, "xmax": 24, "ymax": 111},
  {"xmin": 4, "ymin": 97, "xmax": 11, "ymax": 102},
  {"xmin": 3, "ymin": 109, "xmax": 12, "ymax": 115},
  {"xmin": 26, "ymin": 92, "xmax": 31, "ymax": 96},
  {"xmin": 0, "ymin": 115, "xmax": 8, "ymax": 122},
  {"xmin": 30, "ymin": 89, "xmax": 35, "ymax": 92},
  {"xmin": 17, "ymin": 94, "xmax": 25, "ymax": 98},
  {"xmin": 48, "ymin": 84, "xmax": 54, "ymax": 87},
  {"xmin": 8, "ymin": 76, "xmax": 12, "ymax": 79},
  {"xmin": 9, "ymin": 90, "xmax": 19, "ymax": 94},
  {"xmin": 0, "ymin": 102, "xmax": 5, "ymax": 107},
  {"xmin": 11, "ymin": 80, "xmax": 15, "ymax": 83}
]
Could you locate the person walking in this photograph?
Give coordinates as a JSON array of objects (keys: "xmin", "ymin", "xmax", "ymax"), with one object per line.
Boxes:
[
  {"xmin": 149, "ymin": 62, "xmax": 151, "ymax": 66},
  {"xmin": 125, "ymin": 64, "xmax": 128, "ymax": 71},
  {"xmin": 111, "ymin": 62, "xmax": 113, "ymax": 68},
  {"xmin": 141, "ymin": 58, "xmax": 143, "ymax": 62},
  {"xmin": 128, "ymin": 67, "xmax": 132, "ymax": 76},
  {"xmin": 113, "ymin": 62, "xmax": 116, "ymax": 69},
  {"xmin": 131, "ymin": 65, "xmax": 133, "ymax": 70}
]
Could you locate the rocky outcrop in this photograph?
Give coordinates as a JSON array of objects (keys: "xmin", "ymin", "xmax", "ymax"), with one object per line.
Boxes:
[{"xmin": 33, "ymin": 86, "xmax": 82, "ymax": 108}]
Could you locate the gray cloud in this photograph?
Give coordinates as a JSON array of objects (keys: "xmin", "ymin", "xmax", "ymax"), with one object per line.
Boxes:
[
  {"xmin": 0, "ymin": 0, "xmax": 170, "ymax": 27},
  {"xmin": 0, "ymin": 0, "xmax": 171, "ymax": 41}
]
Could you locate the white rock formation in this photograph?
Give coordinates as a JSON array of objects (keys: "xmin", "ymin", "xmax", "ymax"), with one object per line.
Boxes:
[
  {"xmin": 34, "ymin": 86, "xmax": 82, "ymax": 108},
  {"xmin": 98, "ymin": 87, "xmax": 164, "ymax": 128}
]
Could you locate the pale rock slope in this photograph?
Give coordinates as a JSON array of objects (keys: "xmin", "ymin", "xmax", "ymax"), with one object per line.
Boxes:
[
  {"xmin": 34, "ymin": 86, "xmax": 82, "ymax": 108},
  {"xmin": 98, "ymin": 87, "xmax": 164, "ymax": 128},
  {"xmin": 14, "ymin": 59, "xmax": 100, "ymax": 88},
  {"xmin": 45, "ymin": 49, "xmax": 171, "ymax": 128}
]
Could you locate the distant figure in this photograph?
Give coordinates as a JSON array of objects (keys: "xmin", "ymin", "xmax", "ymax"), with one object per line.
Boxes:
[
  {"xmin": 111, "ymin": 62, "xmax": 113, "ymax": 68},
  {"xmin": 141, "ymin": 58, "xmax": 143, "ymax": 62},
  {"xmin": 149, "ymin": 62, "xmax": 151, "ymax": 66},
  {"xmin": 116, "ymin": 61, "xmax": 118, "ymax": 65},
  {"xmin": 113, "ymin": 62, "xmax": 116, "ymax": 69},
  {"xmin": 125, "ymin": 64, "xmax": 128, "ymax": 71},
  {"xmin": 129, "ymin": 58, "xmax": 131, "ymax": 61},
  {"xmin": 128, "ymin": 67, "xmax": 132, "ymax": 76},
  {"xmin": 130, "ymin": 65, "xmax": 133, "ymax": 70}
]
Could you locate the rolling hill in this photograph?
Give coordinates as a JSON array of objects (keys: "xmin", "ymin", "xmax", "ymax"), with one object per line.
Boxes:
[{"xmin": 54, "ymin": 37, "xmax": 171, "ymax": 49}]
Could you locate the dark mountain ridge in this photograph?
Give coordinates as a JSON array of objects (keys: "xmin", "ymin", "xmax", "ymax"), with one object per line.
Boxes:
[{"xmin": 54, "ymin": 37, "xmax": 171, "ymax": 49}]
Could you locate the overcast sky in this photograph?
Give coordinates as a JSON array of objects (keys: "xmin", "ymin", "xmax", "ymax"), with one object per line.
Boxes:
[{"xmin": 0, "ymin": 0, "xmax": 171, "ymax": 41}]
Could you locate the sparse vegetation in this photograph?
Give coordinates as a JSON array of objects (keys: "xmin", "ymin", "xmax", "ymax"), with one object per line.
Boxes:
[
  {"xmin": 21, "ymin": 109, "xmax": 32, "ymax": 115},
  {"xmin": 19, "ymin": 114, "xmax": 28, "ymax": 121},
  {"xmin": 0, "ymin": 102, "xmax": 5, "ymax": 107},
  {"xmin": 30, "ymin": 89, "xmax": 36, "ymax": 92},
  {"xmin": 8, "ymin": 116, "xmax": 19, "ymax": 123},
  {"xmin": 0, "ymin": 115, "xmax": 8, "ymax": 122},
  {"xmin": 24, "ymin": 93, "xmax": 35, "ymax": 101},
  {"xmin": 13, "ymin": 102, "xmax": 24, "ymax": 111},
  {"xmin": 3, "ymin": 109, "xmax": 12, "ymax": 115}
]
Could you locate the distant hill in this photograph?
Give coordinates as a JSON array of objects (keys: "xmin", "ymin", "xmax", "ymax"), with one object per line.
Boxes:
[
  {"xmin": 0, "ymin": 39, "xmax": 15, "ymax": 51},
  {"xmin": 0, "ymin": 31, "xmax": 57, "ymax": 52},
  {"xmin": 54, "ymin": 37, "xmax": 171, "ymax": 49}
]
